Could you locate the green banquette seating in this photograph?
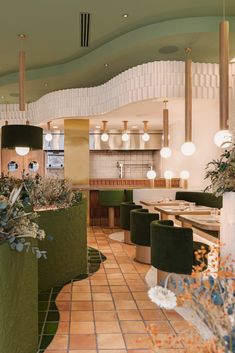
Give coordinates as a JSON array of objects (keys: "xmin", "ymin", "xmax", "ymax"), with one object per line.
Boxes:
[
  {"xmin": 98, "ymin": 190, "xmax": 125, "ymax": 227},
  {"xmin": 120, "ymin": 201, "xmax": 142, "ymax": 244},
  {"xmin": 175, "ymin": 191, "xmax": 222, "ymax": 238},
  {"xmin": 130, "ymin": 208, "xmax": 159, "ymax": 264}
]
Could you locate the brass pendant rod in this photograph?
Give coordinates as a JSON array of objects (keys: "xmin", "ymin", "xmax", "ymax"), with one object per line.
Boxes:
[
  {"xmin": 123, "ymin": 121, "xmax": 128, "ymax": 131},
  {"xmin": 185, "ymin": 52, "xmax": 192, "ymax": 142},
  {"xmin": 219, "ymin": 20, "xmax": 229, "ymax": 130},
  {"xmin": 163, "ymin": 108, "xmax": 169, "ymax": 147},
  {"xmin": 19, "ymin": 50, "xmax": 25, "ymax": 111},
  {"xmin": 102, "ymin": 120, "xmax": 108, "ymax": 132},
  {"xmin": 142, "ymin": 120, "xmax": 148, "ymax": 132}
]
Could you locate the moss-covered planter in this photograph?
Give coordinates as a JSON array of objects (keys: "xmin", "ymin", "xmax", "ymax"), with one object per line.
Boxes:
[
  {"xmin": 38, "ymin": 199, "xmax": 87, "ymax": 292},
  {"xmin": 0, "ymin": 243, "xmax": 38, "ymax": 353}
]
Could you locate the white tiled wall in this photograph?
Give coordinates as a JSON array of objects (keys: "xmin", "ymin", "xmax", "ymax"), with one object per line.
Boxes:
[{"xmin": 90, "ymin": 151, "xmax": 160, "ymax": 179}]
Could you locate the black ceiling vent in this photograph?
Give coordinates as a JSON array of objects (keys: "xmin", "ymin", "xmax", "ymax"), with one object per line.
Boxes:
[{"xmin": 80, "ymin": 12, "xmax": 90, "ymax": 47}]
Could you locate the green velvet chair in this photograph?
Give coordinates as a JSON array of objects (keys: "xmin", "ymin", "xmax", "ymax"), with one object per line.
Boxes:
[
  {"xmin": 130, "ymin": 208, "xmax": 159, "ymax": 264},
  {"xmin": 124, "ymin": 189, "xmax": 133, "ymax": 202},
  {"xmin": 99, "ymin": 190, "xmax": 125, "ymax": 227},
  {"xmin": 120, "ymin": 201, "xmax": 142, "ymax": 244},
  {"xmin": 150, "ymin": 220, "xmax": 210, "ymax": 282}
]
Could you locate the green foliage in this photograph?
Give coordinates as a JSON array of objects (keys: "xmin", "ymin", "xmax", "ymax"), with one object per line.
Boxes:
[{"xmin": 205, "ymin": 143, "xmax": 235, "ymax": 196}]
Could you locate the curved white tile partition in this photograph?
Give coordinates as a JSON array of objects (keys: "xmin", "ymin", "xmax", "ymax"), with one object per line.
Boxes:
[{"xmin": 1, "ymin": 61, "xmax": 235, "ymax": 126}]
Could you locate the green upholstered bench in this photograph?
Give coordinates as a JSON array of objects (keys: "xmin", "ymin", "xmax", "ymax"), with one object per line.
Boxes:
[
  {"xmin": 130, "ymin": 208, "xmax": 159, "ymax": 264},
  {"xmin": 175, "ymin": 191, "xmax": 222, "ymax": 208},
  {"xmin": 150, "ymin": 220, "xmax": 210, "ymax": 285},
  {"xmin": 99, "ymin": 190, "xmax": 125, "ymax": 227},
  {"xmin": 120, "ymin": 201, "xmax": 142, "ymax": 244}
]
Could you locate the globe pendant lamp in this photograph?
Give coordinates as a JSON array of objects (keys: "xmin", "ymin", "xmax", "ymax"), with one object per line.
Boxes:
[
  {"xmin": 45, "ymin": 121, "xmax": 53, "ymax": 142},
  {"xmin": 121, "ymin": 121, "xmax": 129, "ymax": 142},
  {"xmin": 181, "ymin": 48, "xmax": 196, "ymax": 156},
  {"xmin": 160, "ymin": 99, "xmax": 172, "ymax": 158},
  {"xmin": 101, "ymin": 120, "xmax": 109, "ymax": 142},
  {"xmin": 214, "ymin": 14, "xmax": 232, "ymax": 148},
  {"xmin": 1, "ymin": 34, "xmax": 43, "ymax": 155},
  {"xmin": 142, "ymin": 121, "xmax": 150, "ymax": 142}
]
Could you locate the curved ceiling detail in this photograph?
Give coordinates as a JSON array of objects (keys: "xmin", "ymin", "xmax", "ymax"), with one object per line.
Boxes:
[
  {"xmin": 1, "ymin": 14, "xmax": 235, "ymax": 102},
  {"xmin": 1, "ymin": 60, "xmax": 235, "ymax": 126}
]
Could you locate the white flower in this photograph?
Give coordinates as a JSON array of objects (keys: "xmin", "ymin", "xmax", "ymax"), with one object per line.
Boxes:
[{"xmin": 148, "ymin": 286, "xmax": 177, "ymax": 310}]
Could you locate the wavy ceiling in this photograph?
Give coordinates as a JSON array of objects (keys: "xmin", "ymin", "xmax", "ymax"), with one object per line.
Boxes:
[{"xmin": 0, "ymin": 0, "xmax": 235, "ymax": 102}]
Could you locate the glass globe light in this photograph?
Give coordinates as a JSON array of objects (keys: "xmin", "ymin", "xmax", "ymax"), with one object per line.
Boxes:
[
  {"xmin": 181, "ymin": 142, "xmax": 196, "ymax": 156},
  {"xmin": 142, "ymin": 132, "xmax": 150, "ymax": 142},
  {"xmin": 15, "ymin": 147, "xmax": 30, "ymax": 156},
  {"xmin": 180, "ymin": 170, "xmax": 190, "ymax": 180},
  {"xmin": 164, "ymin": 170, "xmax": 174, "ymax": 179},
  {"xmin": 45, "ymin": 133, "xmax": 53, "ymax": 142},
  {"xmin": 147, "ymin": 169, "xmax": 157, "ymax": 180},
  {"xmin": 213, "ymin": 130, "xmax": 232, "ymax": 148},
  {"xmin": 122, "ymin": 132, "xmax": 129, "ymax": 142},
  {"xmin": 101, "ymin": 132, "xmax": 109, "ymax": 142},
  {"xmin": 160, "ymin": 147, "xmax": 172, "ymax": 158}
]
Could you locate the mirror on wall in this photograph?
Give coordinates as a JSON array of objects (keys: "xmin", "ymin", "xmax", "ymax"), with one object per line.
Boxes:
[
  {"xmin": 28, "ymin": 161, "xmax": 39, "ymax": 172},
  {"xmin": 8, "ymin": 161, "xmax": 19, "ymax": 172}
]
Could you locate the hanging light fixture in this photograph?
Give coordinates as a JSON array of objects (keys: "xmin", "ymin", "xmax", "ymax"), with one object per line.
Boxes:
[
  {"xmin": 160, "ymin": 99, "xmax": 172, "ymax": 158},
  {"xmin": 181, "ymin": 48, "xmax": 196, "ymax": 156},
  {"xmin": 142, "ymin": 121, "xmax": 150, "ymax": 142},
  {"xmin": 214, "ymin": 3, "xmax": 232, "ymax": 148},
  {"xmin": 100, "ymin": 120, "xmax": 109, "ymax": 142},
  {"xmin": 45, "ymin": 121, "xmax": 53, "ymax": 142},
  {"xmin": 1, "ymin": 34, "xmax": 43, "ymax": 155},
  {"xmin": 147, "ymin": 166, "xmax": 157, "ymax": 180},
  {"xmin": 121, "ymin": 121, "xmax": 129, "ymax": 142}
]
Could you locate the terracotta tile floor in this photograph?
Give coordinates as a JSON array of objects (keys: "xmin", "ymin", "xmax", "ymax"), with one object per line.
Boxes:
[{"xmin": 44, "ymin": 226, "xmax": 192, "ymax": 353}]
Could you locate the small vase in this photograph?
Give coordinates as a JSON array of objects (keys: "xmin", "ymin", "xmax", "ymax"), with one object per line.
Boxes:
[{"xmin": 220, "ymin": 192, "xmax": 235, "ymax": 262}]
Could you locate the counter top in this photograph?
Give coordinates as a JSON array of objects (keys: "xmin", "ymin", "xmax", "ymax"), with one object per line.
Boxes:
[{"xmin": 73, "ymin": 178, "xmax": 182, "ymax": 190}]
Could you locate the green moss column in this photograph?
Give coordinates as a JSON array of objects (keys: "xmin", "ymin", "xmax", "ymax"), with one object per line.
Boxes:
[
  {"xmin": 0, "ymin": 243, "xmax": 38, "ymax": 353},
  {"xmin": 38, "ymin": 199, "xmax": 88, "ymax": 292}
]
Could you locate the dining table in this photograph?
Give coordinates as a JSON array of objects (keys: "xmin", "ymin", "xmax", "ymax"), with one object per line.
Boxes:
[
  {"xmin": 153, "ymin": 204, "xmax": 213, "ymax": 220},
  {"xmin": 177, "ymin": 214, "xmax": 220, "ymax": 244},
  {"xmin": 140, "ymin": 200, "xmax": 190, "ymax": 207}
]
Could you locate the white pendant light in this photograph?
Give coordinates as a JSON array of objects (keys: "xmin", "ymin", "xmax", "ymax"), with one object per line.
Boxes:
[
  {"xmin": 214, "ymin": 14, "xmax": 232, "ymax": 148},
  {"xmin": 164, "ymin": 170, "xmax": 174, "ymax": 180},
  {"xmin": 45, "ymin": 121, "xmax": 53, "ymax": 142},
  {"xmin": 181, "ymin": 48, "xmax": 196, "ymax": 156},
  {"xmin": 142, "ymin": 121, "xmax": 150, "ymax": 142},
  {"xmin": 101, "ymin": 120, "xmax": 109, "ymax": 142},
  {"xmin": 15, "ymin": 147, "xmax": 30, "ymax": 156},
  {"xmin": 180, "ymin": 170, "xmax": 190, "ymax": 180},
  {"xmin": 160, "ymin": 99, "xmax": 172, "ymax": 158},
  {"xmin": 122, "ymin": 121, "xmax": 129, "ymax": 142},
  {"xmin": 147, "ymin": 166, "xmax": 157, "ymax": 180}
]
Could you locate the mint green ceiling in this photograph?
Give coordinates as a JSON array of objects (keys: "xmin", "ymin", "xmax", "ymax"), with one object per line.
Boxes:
[{"xmin": 0, "ymin": 0, "xmax": 235, "ymax": 103}]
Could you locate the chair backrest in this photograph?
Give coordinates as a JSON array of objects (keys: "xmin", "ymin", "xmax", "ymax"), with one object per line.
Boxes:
[
  {"xmin": 130, "ymin": 208, "xmax": 159, "ymax": 246},
  {"xmin": 120, "ymin": 202, "xmax": 142, "ymax": 230},
  {"xmin": 98, "ymin": 190, "xmax": 125, "ymax": 207},
  {"xmin": 124, "ymin": 189, "xmax": 133, "ymax": 202},
  {"xmin": 175, "ymin": 191, "xmax": 222, "ymax": 209},
  {"xmin": 150, "ymin": 220, "xmax": 193, "ymax": 275}
]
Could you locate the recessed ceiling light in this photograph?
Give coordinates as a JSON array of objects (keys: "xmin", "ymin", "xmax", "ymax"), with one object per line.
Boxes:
[
  {"xmin": 95, "ymin": 125, "xmax": 101, "ymax": 129},
  {"xmin": 1, "ymin": 96, "xmax": 4, "ymax": 99},
  {"xmin": 104, "ymin": 63, "xmax": 109, "ymax": 68},
  {"xmin": 122, "ymin": 14, "xmax": 129, "ymax": 18},
  {"xmin": 131, "ymin": 125, "xmax": 138, "ymax": 129},
  {"xmin": 44, "ymin": 82, "xmax": 48, "ymax": 87},
  {"xmin": 52, "ymin": 125, "xmax": 59, "ymax": 129}
]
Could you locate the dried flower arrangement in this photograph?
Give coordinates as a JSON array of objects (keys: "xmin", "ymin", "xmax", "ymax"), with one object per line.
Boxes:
[
  {"xmin": 205, "ymin": 143, "xmax": 235, "ymax": 196},
  {"xmin": 147, "ymin": 246, "xmax": 235, "ymax": 353},
  {"xmin": 24, "ymin": 174, "xmax": 82, "ymax": 209},
  {"xmin": 0, "ymin": 186, "xmax": 46, "ymax": 258}
]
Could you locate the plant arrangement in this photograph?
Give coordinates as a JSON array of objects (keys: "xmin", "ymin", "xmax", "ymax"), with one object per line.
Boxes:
[
  {"xmin": 0, "ymin": 186, "xmax": 46, "ymax": 258},
  {"xmin": 24, "ymin": 174, "xmax": 82, "ymax": 209},
  {"xmin": 147, "ymin": 246, "xmax": 235, "ymax": 353},
  {"xmin": 205, "ymin": 143, "xmax": 235, "ymax": 196}
]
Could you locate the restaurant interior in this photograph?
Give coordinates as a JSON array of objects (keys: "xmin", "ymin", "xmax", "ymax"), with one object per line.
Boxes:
[{"xmin": 0, "ymin": 1, "xmax": 234, "ymax": 353}]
